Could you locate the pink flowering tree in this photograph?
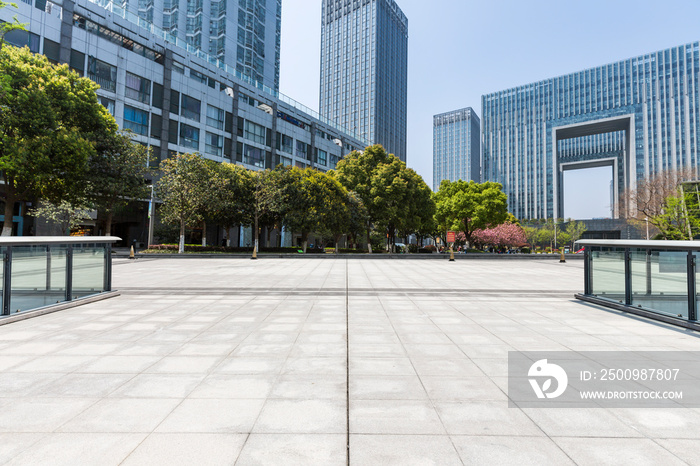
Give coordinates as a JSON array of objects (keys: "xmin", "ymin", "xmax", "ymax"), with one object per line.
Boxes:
[{"xmin": 471, "ymin": 223, "xmax": 527, "ymax": 249}]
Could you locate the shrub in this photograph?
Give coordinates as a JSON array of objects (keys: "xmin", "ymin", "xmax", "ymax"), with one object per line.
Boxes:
[
  {"xmin": 419, "ymin": 245, "xmax": 437, "ymax": 253},
  {"xmin": 408, "ymin": 244, "xmax": 419, "ymax": 253},
  {"xmin": 521, "ymin": 247, "xmax": 531, "ymax": 254}
]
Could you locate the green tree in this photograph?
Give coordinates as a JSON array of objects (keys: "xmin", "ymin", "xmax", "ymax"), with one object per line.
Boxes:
[
  {"xmin": 565, "ymin": 220, "xmax": 587, "ymax": 248},
  {"xmin": 278, "ymin": 167, "xmax": 327, "ymax": 253},
  {"xmin": 87, "ymin": 131, "xmax": 152, "ymax": 235},
  {"xmin": 0, "ymin": 2, "xmax": 25, "ymax": 51},
  {"xmin": 207, "ymin": 162, "xmax": 254, "ymax": 246},
  {"xmin": 652, "ymin": 190, "xmax": 700, "ymax": 240},
  {"xmin": 333, "ymin": 145, "xmax": 391, "ymax": 253},
  {"xmin": 433, "ymin": 179, "xmax": 508, "ymax": 246},
  {"xmin": 157, "ymin": 152, "xmax": 209, "ymax": 253},
  {"xmin": 28, "ymin": 200, "xmax": 92, "ymax": 235},
  {"xmin": 0, "ymin": 45, "xmax": 117, "ymax": 235}
]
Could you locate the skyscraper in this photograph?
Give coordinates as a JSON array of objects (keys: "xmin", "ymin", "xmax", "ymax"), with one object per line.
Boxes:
[
  {"xmin": 433, "ymin": 108, "xmax": 480, "ymax": 191},
  {"xmin": 319, "ymin": 0, "xmax": 408, "ymax": 161},
  {"xmin": 482, "ymin": 41, "xmax": 700, "ymax": 220},
  {"xmin": 127, "ymin": 0, "xmax": 281, "ymax": 91}
]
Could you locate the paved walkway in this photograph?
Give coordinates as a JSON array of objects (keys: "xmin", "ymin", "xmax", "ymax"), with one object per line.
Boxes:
[{"xmin": 0, "ymin": 258, "xmax": 699, "ymax": 465}]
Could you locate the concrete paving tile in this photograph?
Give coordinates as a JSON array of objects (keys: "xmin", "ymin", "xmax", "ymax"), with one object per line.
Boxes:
[
  {"xmin": 349, "ymin": 358, "xmax": 416, "ymax": 376},
  {"xmin": 451, "ymin": 435, "xmax": 575, "ymax": 465},
  {"xmin": 350, "ymin": 400, "xmax": 445, "ymax": 435},
  {"xmin": 189, "ymin": 374, "xmax": 275, "ymax": 399},
  {"xmin": 29, "ymin": 373, "xmax": 133, "ymax": 398},
  {"xmin": 235, "ymin": 433, "xmax": 346, "ymax": 466},
  {"xmin": 350, "ymin": 434, "xmax": 462, "ymax": 466},
  {"xmin": 156, "ymin": 399, "xmax": 265, "ymax": 433},
  {"xmin": 403, "ymin": 344, "xmax": 466, "ymax": 359},
  {"xmin": 6, "ymin": 433, "xmax": 146, "ymax": 466},
  {"xmin": 145, "ymin": 356, "xmax": 220, "ymax": 374},
  {"xmin": 282, "ymin": 357, "xmax": 346, "ymax": 375},
  {"xmin": 214, "ymin": 357, "xmax": 286, "ymax": 374},
  {"xmin": 76, "ymin": 355, "xmax": 161, "ymax": 373},
  {"xmin": 271, "ymin": 374, "xmax": 346, "ymax": 399},
  {"xmin": 609, "ymin": 408, "xmax": 700, "ymax": 438},
  {"xmin": 110, "ymin": 374, "xmax": 205, "ymax": 398},
  {"xmin": 349, "ymin": 344, "xmax": 406, "ymax": 358},
  {"xmin": 656, "ymin": 439, "xmax": 700, "ymax": 465},
  {"xmin": 435, "ymin": 402, "xmax": 541, "ymax": 436},
  {"xmin": 7, "ymin": 355, "xmax": 97, "ymax": 373},
  {"xmin": 114, "ymin": 342, "xmax": 182, "ymax": 356},
  {"xmin": 121, "ymin": 433, "xmax": 247, "ymax": 466},
  {"xmin": 288, "ymin": 342, "xmax": 347, "ymax": 358},
  {"xmin": 253, "ymin": 399, "xmax": 346, "ymax": 433},
  {"xmin": 521, "ymin": 408, "xmax": 645, "ymax": 438},
  {"xmin": 0, "ymin": 398, "xmax": 97, "ymax": 432},
  {"xmin": 553, "ymin": 437, "xmax": 687, "ymax": 466},
  {"xmin": 0, "ymin": 372, "xmax": 64, "ymax": 398},
  {"xmin": 421, "ymin": 376, "xmax": 506, "ymax": 401},
  {"xmin": 58, "ymin": 398, "xmax": 181, "ymax": 433},
  {"xmin": 0, "ymin": 433, "xmax": 45, "ymax": 464},
  {"xmin": 350, "ymin": 375, "xmax": 427, "ymax": 400},
  {"xmin": 410, "ymin": 358, "xmax": 485, "ymax": 377}
]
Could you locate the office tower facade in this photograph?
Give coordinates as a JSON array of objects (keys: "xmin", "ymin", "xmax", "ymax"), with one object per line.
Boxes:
[
  {"xmin": 1, "ymin": 0, "xmax": 366, "ymax": 238},
  {"xmin": 433, "ymin": 107, "xmax": 480, "ymax": 191},
  {"xmin": 482, "ymin": 42, "xmax": 700, "ymax": 220},
  {"xmin": 319, "ymin": 0, "xmax": 408, "ymax": 162},
  {"xmin": 121, "ymin": 0, "xmax": 281, "ymax": 91}
]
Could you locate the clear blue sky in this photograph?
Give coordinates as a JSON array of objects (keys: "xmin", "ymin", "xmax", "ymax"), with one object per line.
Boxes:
[{"xmin": 279, "ymin": 0, "xmax": 700, "ymax": 199}]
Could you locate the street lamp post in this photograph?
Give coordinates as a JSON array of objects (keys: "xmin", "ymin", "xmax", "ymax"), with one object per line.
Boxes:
[{"xmin": 147, "ymin": 184, "xmax": 155, "ymax": 248}]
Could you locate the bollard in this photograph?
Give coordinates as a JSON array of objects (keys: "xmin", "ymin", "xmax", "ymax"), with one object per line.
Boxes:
[
  {"xmin": 560, "ymin": 250, "xmax": 566, "ymax": 263},
  {"xmin": 251, "ymin": 248, "xmax": 257, "ymax": 260},
  {"xmin": 449, "ymin": 246, "xmax": 455, "ymax": 262},
  {"xmin": 129, "ymin": 245, "xmax": 135, "ymax": 260}
]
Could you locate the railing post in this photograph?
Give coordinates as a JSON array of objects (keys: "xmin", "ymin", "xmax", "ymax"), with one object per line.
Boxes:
[
  {"xmin": 3, "ymin": 246, "xmax": 11, "ymax": 316},
  {"xmin": 46, "ymin": 245, "xmax": 52, "ymax": 291},
  {"xmin": 645, "ymin": 249, "xmax": 652, "ymax": 295},
  {"xmin": 583, "ymin": 247, "xmax": 591, "ymax": 295},
  {"xmin": 624, "ymin": 248, "xmax": 632, "ymax": 305},
  {"xmin": 688, "ymin": 251, "xmax": 696, "ymax": 321},
  {"xmin": 104, "ymin": 243, "xmax": 112, "ymax": 292},
  {"xmin": 66, "ymin": 245, "xmax": 73, "ymax": 302}
]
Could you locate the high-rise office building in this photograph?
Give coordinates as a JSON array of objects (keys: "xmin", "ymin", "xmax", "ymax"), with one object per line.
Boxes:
[
  {"xmin": 433, "ymin": 107, "xmax": 480, "ymax": 191},
  {"xmin": 1, "ymin": 0, "xmax": 367, "ymax": 239},
  {"xmin": 319, "ymin": 0, "xmax": 408, "ymax": 162},
  {"xmin": 123, "ymin": 0, "xmax": 281, "ymax": 91},
  {"xmin": 482, "ymin": 42, "xmax": 700, "ymax": 220}
]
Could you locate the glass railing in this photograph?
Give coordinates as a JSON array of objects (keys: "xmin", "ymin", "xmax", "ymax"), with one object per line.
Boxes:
[
  {"xmin": 577, "ymin": 240, "xmax": 700, "ymax": 327},
  {"xmin": 0, "ymin": 237, "xmax": 119, "ymax": 317},
  {"xmin": 84, "ymin": 0, "xmax": 369, "ymax": 146}
]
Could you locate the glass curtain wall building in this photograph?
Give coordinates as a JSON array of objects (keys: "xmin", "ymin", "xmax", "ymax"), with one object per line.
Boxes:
[
  {"xmin": 482, "ymin": 42, "xmax": 700, "ymax": 220},
  {"xmin": 122, "ymin": 0, "xmax": 281, "ymax": 91},
  {"xmin": 433, "ymin": 107, "xmax": 480, "ymax": 191},
  {"xmin": 319, "ymin": 0, "xmax": 408, "ymax": 162}
]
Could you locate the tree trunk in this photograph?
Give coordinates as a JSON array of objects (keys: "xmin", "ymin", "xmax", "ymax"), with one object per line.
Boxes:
[
  {"xmin": 302, "ymin": 231, "xmax": 308, "ymax": 253},
  {"xmin": 104, "ymin": 211, "xmax": 113, "ymax": 236},
  {"xmin": 254, "ymin": 213, "xmax": 259, "ymax": 255},
  {"xmin": 334, "ymin": 234, "xmax": 342, "ymax": 254},
  {"xmin": 201, "ymin": 220, "xmax": 207, "ymax": 247},
  {"xmin": 2, "ymin": 192, "xmax": 15, "ymax": 236},
  {"xmin": 366, "ymin": 225, "xmax": 372, "ymax": 254},
  {"xmin": 179, "ymin": 220, "xmax": 186, "ymax": 254}
]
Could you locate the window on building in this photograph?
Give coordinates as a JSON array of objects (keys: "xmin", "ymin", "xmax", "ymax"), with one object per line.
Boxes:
[
  {"xmin": 4, "ymin": 29, "xmax": 39, "ymax": 53},
  {"xmin": 70, "ymin": 49, "xmax": 85, "ymax": 75},
  {"xmin": 170, "ymin": 90, "xmax": 180, "ymax": 115},
  {"xmin": 181, "ymin": 95, "xmax": 201, "ymax": 122},
  {"xmin": 205, "ymin": 132, "xmax": 223, "ymax": 156},
  {"xmin": 276, "ymin": 133, "xmax": 293, "ymax": 153},
  {"xmin": 180, "ymin": 123, "xmax": 199, "ymax": 149},
  {"xmin": 244, "ymin": 120, "xmax": 265, "ymax": 145},
  {"xmin": 168, "ymin": 120, "xmax": 178, "ymax": 144},
  {"xmin": 125, "ymin": 72, "xmax": 151, "ymax": 104},
  {"xmin": 244, "ymin": 145, "xmax": 264, "ymax": 168},
  {"xmin": 87, "ymin": 56, "xmax": 117, "ymax": 92},
  {"xmin": 150, "ymin": 114, "xmax": 162, "ymax": 139},
  {"xmin": 123, "ymin": 105, "xmax": 149, "ymax": 136},
  {"xmin": 152, "ymin": 83, "xmax": 164, "ymax": 109},
  {"xmin": 316, "ymin": 148, "xmax": 327, "ymax": 166},
  {"xmin": 296, "ymin": 140, "xmax": 308, "ymax": 159},
  {"xmin": 99, "ymin": 96, "xmax": 115, "ymax": 116},
  {"xmin": 206, "ymin": 105, "xmax": 224, "ymax": 130},
  {"xmin": 43, "ymin": 38, "xmax": 60, "ymax": 64}
]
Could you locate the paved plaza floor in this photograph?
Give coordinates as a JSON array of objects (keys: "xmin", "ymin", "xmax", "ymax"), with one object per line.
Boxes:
[{"xmin": 0, "ymin": 257, "xmax": 700, "ymax": 465}]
